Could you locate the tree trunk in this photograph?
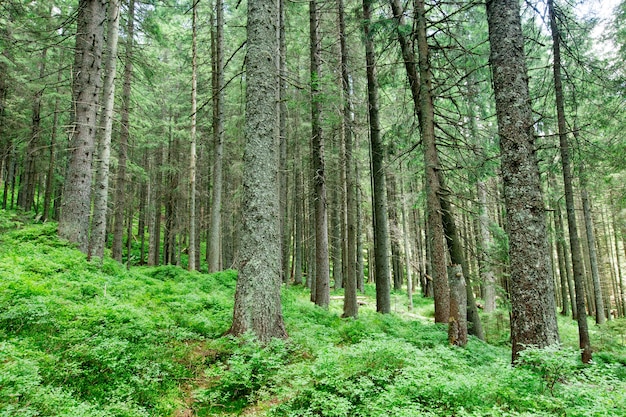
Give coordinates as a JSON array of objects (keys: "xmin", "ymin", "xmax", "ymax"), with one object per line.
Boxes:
[
  {"xmin": 188, "ymin": 1, "xmax": 198, "ymax": 271},
  {"xmin": 19, "ymin": 49, "xmax": 47, "ymax": 212},
  {"xmin": 310, "ymin": 0, "xmax": 330, "ymax": 308},
  {"xmin": 58, "ymin": 0, "xmax": 107, "ymax": 253},
  {"xmin": 448, "ymin": 264, "xmax": 467, "ymax": 347},
  {"xmin": 363, "ymin": 0, "xmax": 390, "ymax": 313},
  {"xmin": 279, "ymin": 0, "xmax": 290, "ymax": 283},
  {"xmin": 390, "ymin": 0, "xmax": 449, "ymax": 322},
  {"xmin": 208, "ymin": 0, "xmax": 225, "ymax": 273},
  {"xmin": 477, "ymin": 181, "xmax": 496, "ymax": 312},
  {"xmin": 339, "ymin": 0, "xmax": 357, "ymax": 319},
  {"xmin": 229, "ymin": 0, "xmax": 288, "ymax": 343},
  {"xmin": 90, "ymin": 0, "xmax": 120, "ymax": 261},
  {"xmin": 581, "ymin": 186, "xmax": 605, "ymax": 324},
  {"xmin": 547, "ymin": 0, "xmax": 591, "ymax": 363},
  {"xmin": 113, "ymin": 0, "xmax": 135, "ymax": 262},
  {"xmin": 487, "ymin": 0, "xmax": 560, "ymax": 363}
]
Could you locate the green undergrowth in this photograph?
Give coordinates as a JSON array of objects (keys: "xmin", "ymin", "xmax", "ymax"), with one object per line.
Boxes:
[{"xmin": 1, "ymin": 211, "xmax": 625, "ymax": 416}]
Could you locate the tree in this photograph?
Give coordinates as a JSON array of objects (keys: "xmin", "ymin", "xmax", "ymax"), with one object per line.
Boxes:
[
  {"xmin": 363, "ymin": 0, "xmax": 391, "ymax": 314},
  {"xmin": 90, "ymin": 0, "xmax": 121, "ymax": 261},
  {"xmin": 208, "ymin": 0, "xmax": 225, "ymax": 273},
  {"xmin": 188, "ymin": 0, "xmax": 198, "ymax": 271},
  {"xmin": 229, "ymin": 0, "xmax": 288, "ymax": 343},
  {"xmin": 112, "ymin": 0, "xmax": 135, "ymax": 262},
  {"xmin": 547, "ymin": 0, "xmax": 591, "ymax": 362},
  {"xmin": 485, "ymin": 0, "xmax": 560, "ymax": 362},
  {"xmin": 58, "ymin": 0, "xmax": 107, "ymax": 253},
  {"xmin": 309, "ymin": 0, "xmax": 330, "ymax": 308}
]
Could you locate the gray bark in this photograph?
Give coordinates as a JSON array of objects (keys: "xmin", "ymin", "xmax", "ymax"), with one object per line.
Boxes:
[
  {"xmin": 90, "ymin": 0, "xmax": 120, "ymax": 261},
  {"xmin": 486, "ymin": 0, "xmax": 560, "ymax": 362},
  {"xmin": 547, "ymin": 0, "xmax": 591, "ymax": 363},
  {"xmin": 189, "ymin": 2, "xmax": 198, "ymax": 271},
  {"xmin": 310, "ymin": 0, "xmax": 330, "ymax": 308},
  {"xmin": 208, "ymin": 0, "xmax": 225, "ymax": 273},
  {"xmin": 339, "ymin": 0, "xmax": 357, "ymax": 319},
  {"xmin": 363, "ymin": 0, "xmax": 390, "ymax": 313},
  {"xmin": 58, "ymin": 0, "xmax": 106, "ymax": 253},
  {"xmin": 112, "ymin": 0, "xmax": 135, "ymax": 262},
  {"xmin": 448, "ymin": 264, "xmax": 467, "ymax": 347},
  {"xmin": 229, "ymin": 0, "xmax": 288, "ymax": 343}
]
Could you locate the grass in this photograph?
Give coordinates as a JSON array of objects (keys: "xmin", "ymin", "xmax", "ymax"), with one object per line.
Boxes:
[{"xmin": 1, "ymin": 209, "xmax": 625, "ymax": 416}]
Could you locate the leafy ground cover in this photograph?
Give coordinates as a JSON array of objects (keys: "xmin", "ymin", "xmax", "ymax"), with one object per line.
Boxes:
[{"xmin": 1, "ymin": 210, "xmax": 625, "ymax": 416}]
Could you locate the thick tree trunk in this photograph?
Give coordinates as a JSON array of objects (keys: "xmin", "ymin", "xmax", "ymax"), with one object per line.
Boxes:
[
  {"xmin": 279, "ymin": 0, "xmax": 290, "ymax": 283},
  {"xmin": 448, "ymin": 264, "xmax": 467, "ymax": 347},
  {"xmin": 113, "ymin": 0, "xmax": 135, "ymax": 262},
  {"xmin": 90, "ymin": 0, "xmax": 120, "ymax": 260},
  {"xmin": 547, "ymin": 0, "xmax": 591, "ymax": 363},
  {"xmin": 208, "ymin": 0, "xmax": 225, "ymax": 273},
  {"xmin": 310, "ymin": 0, "xmax": 330, "ymax": 308},
  {"xmin": 487, "ymin": 0, "xmax": 560, "ymax": 363},
  {"xmin": 229, "ymin": 0, "xmax": 288, "ymax": 343},
  {"xmin": 58, "ymin": 0, "xmax": 106, "ymax": 253},
  {"xmin": 363, "ymin": 0, "xmax": 390, "ymax": 313}
]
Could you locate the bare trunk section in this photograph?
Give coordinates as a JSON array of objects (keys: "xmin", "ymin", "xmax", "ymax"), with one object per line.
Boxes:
[
  {"xmin": 310, "ymin": 0, "xmax": 330, "ymax": 308},
  {"xmin": 59, "ymin": 0, "xmax": 106, "ymax": 253},
  {"xmin": 581, "ymin": 186, "xmax": 605, "ymax": 324},
  {"xmin": 486, "ymin": 0, "xmax": 559, "ymax": 363},
  {"xmin": 363, "ymin": 0, "xmax": 390, "ymax": 313},
  {"xmin": 188, "ymin": 2, "xmax": 198, "ymax": 271},
  {"xmin": 337, "ymin": 0, "xmax": 359, "ymax": 318},
  {"xmin": 339, "ymin": 0, "xmax": 357, "ymax": 319},
  {"xmin": 547, "ymin": 0, "xmax": 591, "ymax": 363},
  {"xmin": 448, "ymin": 264, "xmax": 467, "ymax": 347},
  {"xmin": 113, "ymin": 0, "xmax": 135, "ymax": 262},
  {"xmin": 390, "ymin": 0, "xmax": 449, "ymax": 322},
  {"xmin": 208, "ymin": 0, "xmax": 225, "ymax": 273},
  {"xmin": 279, "ymin": 0, "xmax": 290, "ymax": 283},
  {"xmin": 90, "ymin": 0, "xmax": 120, "ymax": 261},
  {"xmin": 477, "ymin": 181, "xmax": 496, "ymax": 312},
  {"xmin": 229, "ymin": 0, "xmax": 288, "ymax": 343}
]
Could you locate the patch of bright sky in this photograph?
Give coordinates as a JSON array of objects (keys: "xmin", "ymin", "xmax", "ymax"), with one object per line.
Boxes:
[{"xmin": 576, "ymin": 0, "xmax": 621, "ymax": 58}]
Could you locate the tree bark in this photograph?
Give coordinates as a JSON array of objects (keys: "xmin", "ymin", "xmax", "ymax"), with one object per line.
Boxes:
[
  {"xmin": 208, "ymin": 0, "xmax": 225, "ymax": 273},
  {"xmin": 363, "ymin": 0, "xmax": 390, "ymax": 313},
  {"xmin": 486, "ymin": 0, "xmax": 560, "ymax": 363},
  {"xmin": 547, "ymin": 0, "xmax": 591, "ymax": 363},
  {"xmin": 339, "ymin": 0, "xmax": 358, "ymax": 319},
  {"xmin": 58, "ymin": 0, "xmax": 107, "ymax": 253},
  {"xmin": 448, "ymin": 264, "xmax": 467, "ymax": 347},
  {"xmin": 188, "ymin": 1, "xmax": 198, "ymax": 271},
  {"xmin": 229, "ymin": 0, "xmax": 288, "ymax": 343},
  {"xmin": 310, "ymin": 0, "xmax": 330, "ymax": 308},
  {"xmin": 112, "ymin": 0, "xmax": 135, "ymax": 262},
  {"xmin": 90, "ymin": 0, "xmax": 120, "ymax": 260},
  {"xmin": 581, "ymin": 186, "xmax": 605, "ymax": 323}
]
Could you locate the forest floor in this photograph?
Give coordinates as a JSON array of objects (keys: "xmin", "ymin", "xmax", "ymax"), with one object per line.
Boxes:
[{"xmin": 1, "ymin": 209, "xmax": 626, "ymax": 416}]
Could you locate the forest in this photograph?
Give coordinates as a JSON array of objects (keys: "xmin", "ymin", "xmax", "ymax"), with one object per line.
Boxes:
[{"xmin": 1, "ymin": 0, "xmax": 626, "ymax": 415}]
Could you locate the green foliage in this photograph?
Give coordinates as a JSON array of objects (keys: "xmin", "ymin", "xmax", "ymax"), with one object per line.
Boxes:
[
  {"xmin": 515, "ymin": 344, "xmax": 581, "ymax": 395},
  {"xmin": 2, "ymin": 215, "xmax": 626, "ymax": 417}
]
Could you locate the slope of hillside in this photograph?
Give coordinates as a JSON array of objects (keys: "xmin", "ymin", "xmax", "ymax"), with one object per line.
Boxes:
[{"xmin": 1, "ymin": 210, "xmax": 625, "ymax": 416}]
